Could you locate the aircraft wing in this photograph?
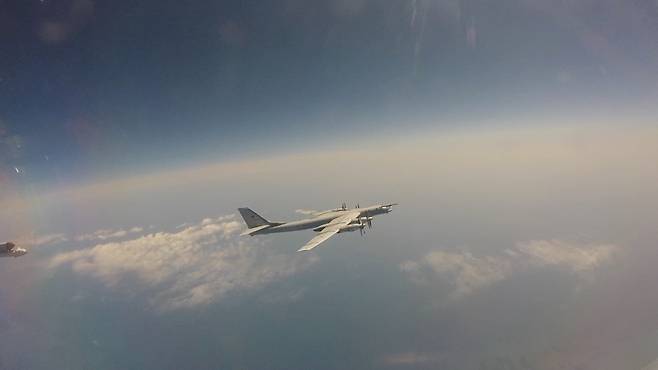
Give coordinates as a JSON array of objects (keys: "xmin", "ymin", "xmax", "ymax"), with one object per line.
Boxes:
[
  {"xmin": 298, "ymin": 229, "xmax": 340, "ymax": 252},
  {"xmin": 297, "ymin": 211, "xmax": 360, "ymax": 252}
]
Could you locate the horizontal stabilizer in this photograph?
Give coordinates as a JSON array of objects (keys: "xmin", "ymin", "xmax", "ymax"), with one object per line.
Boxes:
[{"xmin": 240, "ymin": 224, "xmax": 271, "ymax": 236}]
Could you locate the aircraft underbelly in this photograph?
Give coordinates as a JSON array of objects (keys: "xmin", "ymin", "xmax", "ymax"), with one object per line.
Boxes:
[{"xmin": 264, "ymin": 218, "xmax": 332, "ymax": 233}]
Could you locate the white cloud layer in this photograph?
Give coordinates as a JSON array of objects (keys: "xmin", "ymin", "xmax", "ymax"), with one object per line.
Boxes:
[
  {"xmin": 50, "ymin": 215, "xmax": 316, "ymax": 311},
  {"xmin": 18, "ymin": 233, "xmax": 69, "ymax": 247},
  {"xmin": 401, "ymin": 240, "xmax": 618, "ymax": 297},
  {"xmin": 75, "ymin": 226, "xmax": 144, "ymax": 242}
]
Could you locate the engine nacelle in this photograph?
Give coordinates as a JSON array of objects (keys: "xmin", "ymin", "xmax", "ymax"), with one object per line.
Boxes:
[
  {"xmin": 337, "ymin": 224, "xmax": 365, "ymax": 233},
  {"xmin": 348, "ymin": 217, "xmax": 372, "ymax": 225},
  {"xmin": 313, "ymin": 223, "xmax": 331, "ymax": 232}
]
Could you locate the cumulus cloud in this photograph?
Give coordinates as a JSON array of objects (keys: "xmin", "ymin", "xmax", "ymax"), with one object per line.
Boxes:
[
  {"xmin": 75, "ymin": 226, "xmax": 144, "ymax": 242},
  {"xmin": 401, "ymin": 252, "xmax": 513, "ymax": 297},
  {"xmin": 50, "ymin": 215, "xmax": 316, "ymax": 311},
  {"xmin": 11, "ymin": 226, "xmax": 145, "ymax": 249},
  {"xmin": 402, "ymin": 240, "xmax": 618, "ymax": 298},
  {"xmin": 516, "ymin": 240, "xmax": 617, "ymax": 271}
]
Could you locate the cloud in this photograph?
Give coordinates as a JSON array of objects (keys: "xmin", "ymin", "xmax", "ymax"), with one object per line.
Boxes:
[
  {"xmin": 18, "ymin": 233, "xmax": 69, "ymax": 247},
  {"xmin": 75, "ymin": 226, "xmax": 145, "ymax": 242},
  {"xmin": 402, "ymin": 240, "xmax": 618, "ymax": 298},
  {"xmin": 10, "ymin": 226, "xmax": 145, "ymax": 249},
  {"xmin": 50, "ymin": 215, "xmax": 316, "ymax": 311},
  {"xmin": 516, "ymin": 240, "xmax": 617, "ymax": 271},
  {"xmin": 401, "ymin": 252, "xmax": 513, "ymax": 297}
]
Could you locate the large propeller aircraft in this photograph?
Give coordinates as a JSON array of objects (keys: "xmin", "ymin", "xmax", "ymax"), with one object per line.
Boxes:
[
  {"xmin": 238, "ymin": 203, "xmax": 397, "ymax": 251},
  {"xmin": 0, "ymin": 242, "xmax": 27, "ymax": 258}
]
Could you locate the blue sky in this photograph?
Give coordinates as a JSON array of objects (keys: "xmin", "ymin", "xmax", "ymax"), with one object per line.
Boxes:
[{"xmin": 1, "ymin": 0, "xmax": 657, "ymax": 187}]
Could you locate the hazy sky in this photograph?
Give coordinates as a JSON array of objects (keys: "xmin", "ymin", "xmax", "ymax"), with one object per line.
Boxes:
[{"xmin": 1, "ymin": 1, "xmax": 658, "ymax": 369}]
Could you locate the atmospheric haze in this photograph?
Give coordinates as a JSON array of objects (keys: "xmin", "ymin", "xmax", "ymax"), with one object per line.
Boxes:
[{"xmin": 2, "ymin": 123, "xmax": 658, "ymax": 369}]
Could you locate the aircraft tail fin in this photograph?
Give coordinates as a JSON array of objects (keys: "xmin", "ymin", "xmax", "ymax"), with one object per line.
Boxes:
[{"xmin": 238, "ymin": 208, "xmax": 273, "ymax": 228}]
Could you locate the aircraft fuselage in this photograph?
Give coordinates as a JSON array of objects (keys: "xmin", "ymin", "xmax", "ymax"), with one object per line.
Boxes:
[{"xmin": 253, "ymin": 205, "xmax": 392, "ymax": 235}]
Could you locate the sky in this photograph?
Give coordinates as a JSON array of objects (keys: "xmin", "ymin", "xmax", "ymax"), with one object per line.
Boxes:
[
  {"xmin": 1, "ymin": 1, "xmax": 658, "ymax": 369},
  {"xmin": 2, "ymin": 0, "xmax": 657, "ymax": 185}
]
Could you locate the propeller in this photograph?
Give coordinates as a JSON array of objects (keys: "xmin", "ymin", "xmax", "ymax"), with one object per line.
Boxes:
[{"xmin": 359, "ymin": 217, "xmax": 368, "ymax": 236}]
